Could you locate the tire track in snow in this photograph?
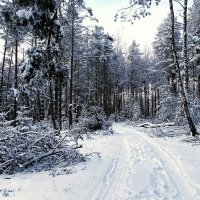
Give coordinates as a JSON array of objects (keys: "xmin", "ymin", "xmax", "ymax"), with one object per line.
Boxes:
[
  {"xmin": 110, "ymin": 133, "xmax": 178, "ymax": 200},
  {"xmin": 91, "ymin": 135, "xmax": 127, "ymax": 200},
  {"xmin": 137, "ymin": 130, "xmax": 196, "ymax": 199},
  {"xmin": 111, "ymin": 124, "xmax": 196, "ymax": 200},
  {"xmin": 91, "ymin": 124, "xmax": 197, "ymax": 200}
]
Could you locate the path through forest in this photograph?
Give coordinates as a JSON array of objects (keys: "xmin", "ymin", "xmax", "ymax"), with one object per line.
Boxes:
[
  {"xmin": 1, "ymin": 123, "xmax": 200, "ymax": 200},
  {"xmin": 92, "ymin": 124, "xmax": 199, "ymax": 200}
]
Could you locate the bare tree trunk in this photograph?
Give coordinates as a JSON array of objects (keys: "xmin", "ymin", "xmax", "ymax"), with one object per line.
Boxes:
[
  {"xmin": 59, "ymin": 80, "xmax": 62, "ymax": 130},
  {"xmin": 103, "ymin": 59, "xmax": 108, "ymax": 119},
  {"xmin": 95, "ymin": 59, "xmax": 98, "ymax": 104},
  {"xmin": 13, "ymin": 38, "xmax": 18, "ymax": 127},
  {"xmin": 144, "ymin": 85, "xmax": 148, "ymax": 118},
  {"xmin": 139, "ymin": 92, "xmax": 144, "ymax": 116},
  {"xmin": 0, "ymin": 38, "xmax": 7, "ymax": 110},
  {"xmin": 169, "ymin": 0, "xmax": 197, "ymax": 136},
  {"xmin": 154, "ymin": 89, "xmax": 157, "ymax": 116},
  {"xmin": 183, "ymin": 0, "xmax": 189, "ymax": 92},
  {"xmin": 49, "ymin": 81, "xmax": 57, "ymax": 130},
  {"xmin": 54, "ymin": 77, "xmax": 59, "ymax": 120},
  {"xmin": 146, "ymin": 84, "xmax": 150, "ymax": 117},
  {"xmin": 154, "ymin": 88, "xmax": 160, "ymax": 115},
  {"xmin": 37, "ymin": 91, "xmax": 41, "ymax": 121},
  {"xmin": 198, "ymin": 75, "xmax": 200, "ymax": 98},
  {"xmin": 151, "ymin": 89, "xmax": 154, "ymax": 117},
  {"xmin": 5, "ymin": 47, "xmax": 13, "ymax": 106},
  {"xmin": 65, "ymin": 80, "xmax": 68, "ymax": 118},
  {"xmin": 69, "ymin": 0, "xmax": 75, "ymax": 129},
  {"xmin": 37, "ymin": 91, "xmax": 45, "ymax": 121}
]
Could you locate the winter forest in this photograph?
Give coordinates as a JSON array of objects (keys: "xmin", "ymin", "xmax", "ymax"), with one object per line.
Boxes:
[{"xmin": 0, "ymin": 0, "xmax": 200, "ymax": 199}]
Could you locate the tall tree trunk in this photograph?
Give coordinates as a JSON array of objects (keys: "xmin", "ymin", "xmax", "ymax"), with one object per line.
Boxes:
[
  {"xmin": 139, "ymin": 92, "xmax": 144, "ymax": 116},
  {"xmin": 198, "ymin": 75, "xmax": 200, "ymax": 98},
  {"xmin": 69, "ymin": 0, "xmax": 75, "ymax": 129},
  {"xmin": 37, "ymin": 91, "xmax": 41, "ymax": 121},
  {"xmin": 151, "ymin": 89, "xmax": 154, "ymax": 117},
  {"xmin": 13, "ymin": 38, "xmax": 18, "ymax": 127},
  {"xmin": 157, "ymin": 88, "xmax": 160, "ymax": 115},
  {"xmin": 103, "ymin": 59, "xmax": 108, "ymax": 119},
  {"xmin": 58, "ymin": 80, "xmax": 62, "ymax": 130},
  {"xmin": 169, "ymin": 0, "xmax": 197, "ymax": 136},
  {"xmin": 65, "ymin": 80, "xmax": 68, "ymax": 117},
  {"xmin": 49, "ymin": 81, "xmax": 57, "ymax": 130},
  {"xmin": 54, "ymin": 77, "xmax": 59, "ymax": 120},
  {"xmin": 0, "ymin": 38, "xmax": 7, "ymax": 110},
  {"xmin": 146, "ymin": 84, "xmax": 150, "ymax": 117},
  {"xmin": 183, "ymin": 0, "xmax": 189, "ymax": 92},
  {"xmin": 154, "ymin": 89, "xmax": 157, "ymax": 116},
  {"xmin": 37, "ymin": 91, "xmax": 44, "ymax": 121},
  {"xmin": 95, "ymin": 59, "xmax": 99, "ymax": 105},
  {"xmin": 86, "ymin": 60, "xmax": 90, "ymax": 105},
  {"xmin": 5, "ymin": 47, "xmax": 13, "ymax": 106},
  {"xmin": 144, "ymin": 85, "xmax": 147, "ymax": 118}
]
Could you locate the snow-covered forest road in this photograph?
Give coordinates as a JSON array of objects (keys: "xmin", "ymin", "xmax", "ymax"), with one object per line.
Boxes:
[
  {"xmin": 1, "ymin": 123, "xmax": 200, "ymax": 200},
  {"xmin": 99, "ymin": 124, "xmax": 200, "ymax": 200}
]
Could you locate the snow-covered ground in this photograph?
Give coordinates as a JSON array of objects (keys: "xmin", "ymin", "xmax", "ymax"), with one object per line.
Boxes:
[{"xmin": 1, "ymin": 123, "xmax": 200, "ymax": 200}]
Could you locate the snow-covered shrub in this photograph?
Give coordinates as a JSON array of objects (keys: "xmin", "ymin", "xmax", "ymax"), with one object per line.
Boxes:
[
  {"xmin": 15, "ymin": 106, "xmax": 34, "ymax": 132},
  {"xmin": 190, "ymin": 99, "xmax": 200, "ymax": 124},
  {"xmin": 0, "ymin": 115, "xmax": 83, "ymax": 174},
  {"xmin": 119, "ymin": 100, "xmax": 141, "ymax": 121},
  {"xmin": 79, "ymin": 106, "xmax": 111, "ymax": 132},
  {"xmin": 158, "ymin": 88, "xmax": 185, "ymax": 124}
]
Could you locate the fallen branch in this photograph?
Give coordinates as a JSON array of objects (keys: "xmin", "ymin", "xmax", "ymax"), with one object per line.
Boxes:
[
  {"xmin": 0, "ymin": 159, "xmax": 14, "ymax": 168},
  {"xmin": 138, "ymin": 122, "xmax": 175, "ymax": 128},
  {"xmin": 85, "ymin": 152, "xmax": 101, "ymax": 158},
  {"xmin": 0, "ymin": 136, "xmax": 9, "ymax": 142},
  {"xmin": 23, "ymin": 130, "xmax": 79, "ymax": 169},
  {"xmin": 23, "ymin": 150, "xmax": 63, "ymax": 168}
]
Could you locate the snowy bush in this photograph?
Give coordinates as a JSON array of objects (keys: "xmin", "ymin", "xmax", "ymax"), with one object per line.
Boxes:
[
  {"xmin": 79, "ymin": 106, "xmax": 111, "ymax": 132},
  {"xmin": 119, "ymin": 100, "xmax": 141, "ymax": 121},
  {"xmin": 0, "ymin": 114, "xmax": 83, "ymax": 174},
  {"xmin": 157, "ymin": 88, "xmax": 186, "ymax": 124},
  {"xmin": 190, "ymin": 99, "xmax": 200, "ymax": 124}
]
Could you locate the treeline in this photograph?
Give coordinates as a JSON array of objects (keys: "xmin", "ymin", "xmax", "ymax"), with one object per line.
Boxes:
[
  {"xmin": 121, "ymin": 0, "xmax": 200, "ymax": 136},
  {"xmin": 0, "ymin": 0, "xmax": 200, "ymax": 134},
  {"xmin": 0, "ymin": 0, "xmax": 128, "ymax": 130}
]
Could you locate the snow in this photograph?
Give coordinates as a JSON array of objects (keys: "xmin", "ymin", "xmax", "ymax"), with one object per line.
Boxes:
[
  {"xmin": 21, "ymin": 63, "xmax": 32, "ymax": 79},
  {"xmin": 138, "ymin": 122, "xmax": 175, "ymax": 128},
  {"xmin": 1, "ymin": 123, "xmax": 200, "ymax": 199},
  {"xmin": 13, "ymin": 88, "xmax": 19, "ymax": 99},
  {"xmin": 54, "ymin": 20, "xmax": 61, "ymax": 26},
  {"xmin": 16, "ymin": 9, "xmax": 33, "ymax": 19}
]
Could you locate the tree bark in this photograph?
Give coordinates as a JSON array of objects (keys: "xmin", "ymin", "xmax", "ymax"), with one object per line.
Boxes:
[
  {"xmin": 169, "ymin": 0, "xmax": 197, "ymax": 136},
  {"xmin": 13, "ymin": 38, "xmax": 18, "ymax": 127},
  {"xmin": 65, "ymin": 79, "xmax": 68, "ymax": 118},
  {"xmin": 183, "ymin": 0, "xmax": 189, "ymax": 92},
  {"xmin": 146, "ymin": 84, "xmax": 150, "ymax": 117},
  {"xmin": 157, "ymin": 88, "xmax": 160, "ymax": 113},
  {"xmin": 49, "ymin": 81, "xmax": 57, "ymax": 130},
  {"xmin": 5, "ymin": 47, "xmax": 13, "ymax": 106},
  {"xmin": 151, "ymin": 89, "xmax": 154, "ymax": 117},
  {"xmin": 54, "ymin": 77, "xmax": 59, "ymax": 120},
  {"xmin": 59, "ymin": 80, "xmax": 62, "ymax": 130},
  {"xmin": 69, "ymin": 0, "xmax": 75, "ymax": 129},
  {"xmin": 103, "ymin": 59, "xmax": 108, "ymax": 119},
  {"xmin": 0, "ymin": 38, "xmax": 7, "ymax": 110}
]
